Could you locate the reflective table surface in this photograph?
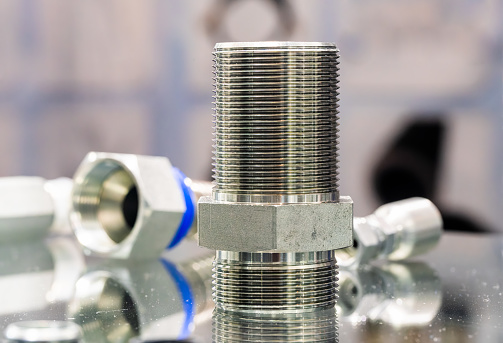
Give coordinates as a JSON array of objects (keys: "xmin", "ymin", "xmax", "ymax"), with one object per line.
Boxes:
[{"xmin": 0, "ymin": 232, "xmax": 501, "ymax": 342}]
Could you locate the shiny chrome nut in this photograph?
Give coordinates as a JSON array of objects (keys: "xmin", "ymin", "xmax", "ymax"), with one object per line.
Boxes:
[
  {"xmin": 71, "ymin": 152, "xmax": 186, "ymax": 259},
  {"xmin": 198, "ymin": 196, "xmax": 353, "ymax": 252},
  {"xmin": 336, "ymin": 197, "xmax": 443, "ymax": 268}
]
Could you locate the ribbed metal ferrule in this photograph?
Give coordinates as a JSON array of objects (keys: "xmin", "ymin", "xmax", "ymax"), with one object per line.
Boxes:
[
  {"xmin": 213, "ymin": 250, "xmax": 339, "ymax": 313},
  {"xmin": 212, "ymin": 42, "xmax": 340, "ymax": 204},
  {"xmin": 212, "ymin": 307, "xmax": 338, "ymax": 342}
]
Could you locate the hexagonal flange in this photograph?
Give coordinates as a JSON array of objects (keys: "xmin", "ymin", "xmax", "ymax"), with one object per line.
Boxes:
[{"xmin": 198, "ymin": 196, "xmax": 353, "ymax": 252}]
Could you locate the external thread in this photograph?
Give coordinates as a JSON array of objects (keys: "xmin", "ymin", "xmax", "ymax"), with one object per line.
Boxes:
[
  {"xmin": 213, "ymin": 250, "xmax": 338, "ymax": 313},
  {"xmin": 212, "ymin": 42, "xmax": 340, "ymax": 204},
  {"xmin": 212, "ymin": 307, "xmax": 338, "ymax": 342}
]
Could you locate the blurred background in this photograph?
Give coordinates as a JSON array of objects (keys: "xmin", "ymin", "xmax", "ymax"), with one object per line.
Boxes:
[{"xmin": 0, "ymin": 0, "xmax": 501, "ymax": 232}]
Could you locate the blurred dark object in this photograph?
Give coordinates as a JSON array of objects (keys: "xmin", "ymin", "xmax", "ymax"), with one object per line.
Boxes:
[
  {"xmin": 373, "ymin": 119, "xmax": 444, "ymax": 203},
  {"xmin": 372, "ymin": 117, "xmax": 492, "ymax": 233}
]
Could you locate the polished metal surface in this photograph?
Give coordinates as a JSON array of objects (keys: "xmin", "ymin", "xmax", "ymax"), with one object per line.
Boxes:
[
  {"xmin": 4, "ymin": 321, "xmax": 82, "ymax": 343},
  {"xmin": 212, "ymin": 41, "xmax": 340, "ymax": 204},
  {"xmin": 213, "ymin": 250, "xmax": 338, "ymax": 313},
  {"xmin": 199, "ymin": 41, "xmax": 353, "ymax": 314},
  {"xmin": 213, "ymin": 307, "xmax": 338, "ymax": 342},
  {"xmin": 0, "ymin": 233, "xmax": 502, "ymax": 342},
  {"xmin": 71, "ymin": 152, "xmax": 186, "ymax": 259},
  {"xmin": 337, "ymin": 262, "xmax": 442, "ymax": 327},
  {"xmin": 336, "ymin": 197, "xmax": 443, "ymax": 268}
]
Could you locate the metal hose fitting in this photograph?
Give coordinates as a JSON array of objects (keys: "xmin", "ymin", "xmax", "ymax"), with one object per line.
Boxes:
[
  {"xmin": 71, "ymin": 152, "xmax": 212, "ymax": 259},
  {"xmin": 198, "ymin": 42, "xmax": 353, "ymax": 313},
  {"xmin": 335, "ymin": 197, "xmax": 443, "ymax": 268}
]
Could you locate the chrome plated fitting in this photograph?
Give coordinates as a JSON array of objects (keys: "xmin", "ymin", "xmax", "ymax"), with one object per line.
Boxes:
[
  {"xmin": 213, "ymin": 307, "xmax": 338, "ymax": 342},
  {"xmin": 198, "ymin": 42, "xmax": 353, "ymax": 313},
  {"xmin": 336, "ymin": 197, "xmax": 443, "ymax": 268},
  {"xmin": 71, "ymin": 152, "xmax": 211, "ymax": 259},
  {"xmin": 0, "ymin": 177, "xmax": 73, "ymax": 241}
]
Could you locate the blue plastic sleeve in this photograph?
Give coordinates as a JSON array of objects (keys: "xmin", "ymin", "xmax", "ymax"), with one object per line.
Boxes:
[{"xmin": 168, "ymin": 167, "xmax": 196, "ymax": 249}]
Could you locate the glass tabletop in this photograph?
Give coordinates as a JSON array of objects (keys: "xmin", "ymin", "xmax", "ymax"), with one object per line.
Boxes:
[{"xmin": 0, "ymin": 232, "xmax": 501, "ymax": 342}]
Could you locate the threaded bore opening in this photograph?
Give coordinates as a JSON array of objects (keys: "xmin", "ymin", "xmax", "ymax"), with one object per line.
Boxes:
[
  {"xmin": 212, "ymin": 42, "xmax": 340, "ymax": 204},
  {"xmin": 71, "ymin": 160, "xmax": 140, "ymax": 253}
]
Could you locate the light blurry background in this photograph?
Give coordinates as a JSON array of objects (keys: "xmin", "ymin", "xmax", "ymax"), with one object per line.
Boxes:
[{"xmin": 0, "ymin": 0, "xmax": 501, "ymax": 231}]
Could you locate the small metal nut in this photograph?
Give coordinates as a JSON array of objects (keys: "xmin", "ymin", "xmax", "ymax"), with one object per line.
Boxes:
[
  {"xmin": 198, "ymin": 196, "xmax": 353, "ymax": 252},
  {"xmin": 70, "ymin": 152, "xmax": 186, "ymax": 259}
]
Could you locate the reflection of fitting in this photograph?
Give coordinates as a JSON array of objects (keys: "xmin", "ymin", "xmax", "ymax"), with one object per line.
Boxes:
[
  {"xmin": 68, "ymin": 256, "xmax": 213, "ymax": 343},
  {"xmin": 0, "ymin": 238, "xmax": 85, "ymax": 316},
  {"xmin": 71, "ymin": 152, "xmax": 212, "ymax": 259},
  {"xmin": 213, "ymin": 307, "xmax": 338, "ymax": 343},
  {"xmin": 198, "ymin": 42, "xmax": 353, "ymax": 313},
  {"xmin": 337, "ymin": 262, "xmax": 442, "ymax": 327},
  {"xmin": 4, "ymin": 321, "xmax": 83, "ymax": 343},
  {"xmin": 336, "ymin": 198, "xmax": 442, "ymax": 268},
  {"xmin": 0, "ymin": 177, "xmax": 73, "ymax": 241}
]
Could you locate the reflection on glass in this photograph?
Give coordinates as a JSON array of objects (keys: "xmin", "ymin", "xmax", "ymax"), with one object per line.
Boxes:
[
  {"xmin": 0, "ymin": 238, "xmax": 84, "ymax": 316},
  {"xmin": 212, "ymin": 308, "xmax": 338, "ymax": 343},
  {"xmin": 67, "ymin": 256, "xmax": 213, "ymax": 343},
  {"xmin": 337, "ymin": 262, "xmax": 442, "ymax": 327}
]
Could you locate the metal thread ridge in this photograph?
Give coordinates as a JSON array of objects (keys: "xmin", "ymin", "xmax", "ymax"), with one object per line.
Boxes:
[
  {"xmin": 212, "ymin": 307, "xmax": 339, "ymax": 342},
  {"xmin": 212, "ymin": 42, "xmax": 340, "ymax": 204},
  {"xmin": 213, "ymin": 251, "xmax": 339, "ymax": 313}
]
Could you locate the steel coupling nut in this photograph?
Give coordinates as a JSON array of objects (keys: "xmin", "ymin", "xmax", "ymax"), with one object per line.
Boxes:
[{"xmin": 71, "ymin": 152, "xmax": 190, "ymax": 259}]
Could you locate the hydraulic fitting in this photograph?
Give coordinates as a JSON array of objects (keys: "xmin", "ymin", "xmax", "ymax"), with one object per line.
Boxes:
[
  {"xmin": 0, "ymin": 177, "xmax": 73, "ymax": 241},
  {"xmin": 336, "ymin": 197, "xmax": 443, "ymax": 268},
  {"xmin": 198, "ymin": 42, "xmax": 353, "ymax": 312},
  {"xmin": 213, "ymin": 307, "xmax": 338, "ymax": 342},
  {"xmin": 71, "ymin": 152, "xmax": 212, "ymax": 260}
]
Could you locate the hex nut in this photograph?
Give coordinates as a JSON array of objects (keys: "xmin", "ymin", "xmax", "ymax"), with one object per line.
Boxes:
[
  {"xmin": 198, "ymin": 196, "xmax": 353, "ymax": 252},
  {"xmin": 337, "ymin": 218, "xmax": 384, "ymax": 268},
  {"xmin": 70, "ymin": 152, "xmax": 186, "ymax": 259}
]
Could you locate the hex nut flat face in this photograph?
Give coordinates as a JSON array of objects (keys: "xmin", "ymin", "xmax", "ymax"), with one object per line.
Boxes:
[
  {"xmin": 71, "ymin": 152, "xmax": 186, "ymax": 259},
  {"xmin": 198, "ymin": 196, "xmax": 353, "ymax": 252}
]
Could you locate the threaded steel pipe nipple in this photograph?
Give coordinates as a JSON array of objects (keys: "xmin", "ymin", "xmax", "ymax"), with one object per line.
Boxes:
[{"xmin": 198, "ymin": 42, "xmax": 353, "ymax": 313}]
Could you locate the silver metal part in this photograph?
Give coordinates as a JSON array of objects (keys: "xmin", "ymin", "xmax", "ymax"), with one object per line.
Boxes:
[
  {"xmin": 70, "ymin": 152, "xmax": 186, "ymax": 259},
  {"xmin": 336, "ymin": 197, "xmax": 443, "ymax": 268},
  {"xmin": 4, "ymin": 320, "xmax": 82, "ymax": 343},
  {"xmin": 198, "ymin": 41, "xmax": 353, "ymax": 313},
  {"xmin": 213, "ymin": 250, "xmax": 339, "ymax": 313},
  {"xmin": 68, "ymin": 256, "xmax": 213, "ymax": 342},
  {"xmin": 199, "ymin": 196, "xmax": 352, "ymax": 252},
  {"xmin": 0, "ymin": 177, "xmax": 73, "ymax": 242},
  {"xmin": 213, "ymin": 307, "xmax": 338, "ymax": 342}
]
